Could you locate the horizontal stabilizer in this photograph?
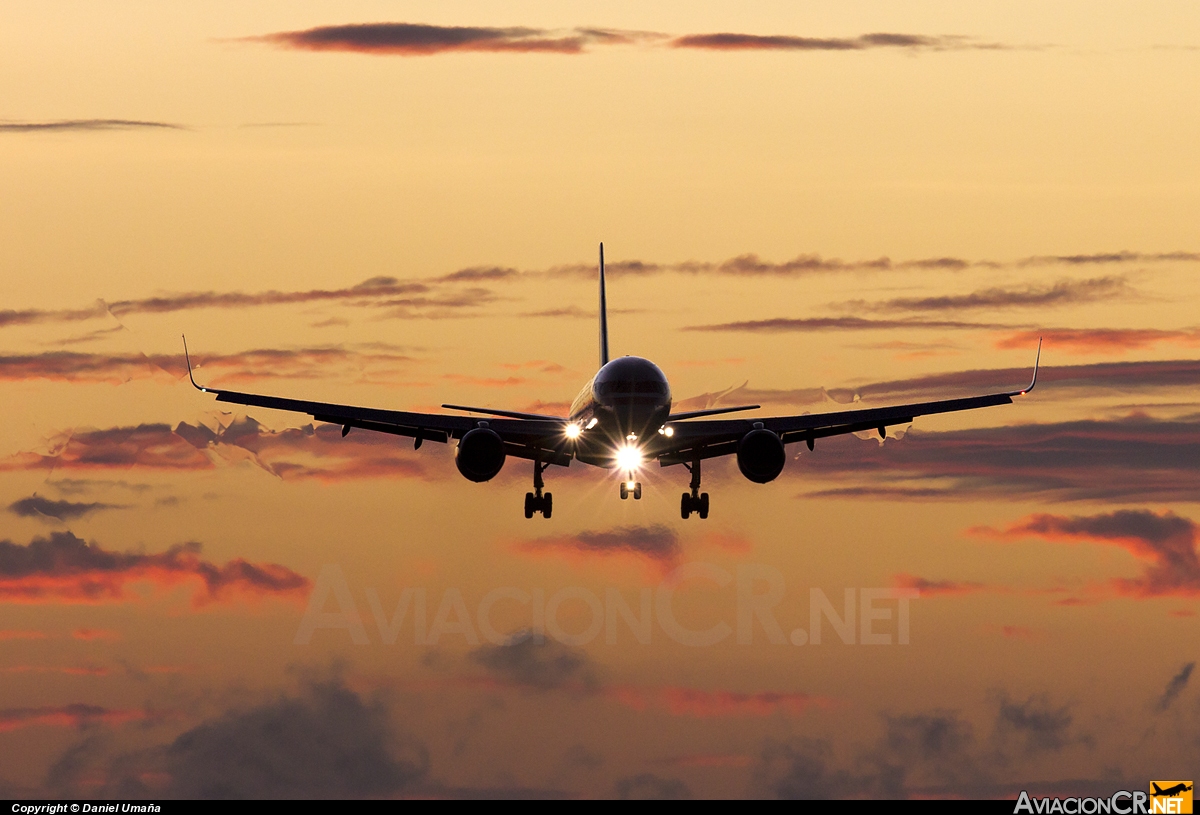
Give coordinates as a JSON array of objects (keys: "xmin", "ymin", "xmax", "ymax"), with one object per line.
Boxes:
[
  {"xmin": 442, "ymin": 404, "xmax": 567, "ymax": 422},
  {"xmin": 668, "ymin": 405, "xmax": 761, "ymax": 422}
]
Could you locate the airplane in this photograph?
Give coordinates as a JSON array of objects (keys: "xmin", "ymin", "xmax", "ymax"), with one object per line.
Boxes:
[
  {"xmin": 1152, "ymin": 783, "xmax": 1193, "ymax": 797},
  {"xmin": 184, "ymin": 243, "xmax": 1040, "ymax": 520}
]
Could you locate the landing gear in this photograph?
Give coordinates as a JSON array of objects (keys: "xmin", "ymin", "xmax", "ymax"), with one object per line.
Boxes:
[
  {"xmin": 680, "ymin": 459, "xmax": 709, "ymax": 519},
  {"xmin": 619, "ymin": 481, "xmax": 642, "ymax": 500},
  {"xmin": 524, "ymin": 451, "xmax": 553, "ymax": 519}
]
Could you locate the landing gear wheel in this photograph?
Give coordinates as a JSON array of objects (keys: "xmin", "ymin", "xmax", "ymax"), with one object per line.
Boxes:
[
  {"xmin": 524, "ymin": 492, "xmax": 535, "ymax": 519},
  {"xmin": 633, "ymin": 483, "xmax": 642, "ymax": 500},
  {"xmin": 543, "ymin": 492, "xmax": 553, "ymax": 519},
  {"xmin": 699, "ymin": 492, "xmax": 710, "ymax": 519},
  {"xmin": 620, "ymin": 483, "xmax": 629, "ymax": 500},
  {"xmin": 681, "ymin": 492, "xmax": 692, "ymax": 519}
]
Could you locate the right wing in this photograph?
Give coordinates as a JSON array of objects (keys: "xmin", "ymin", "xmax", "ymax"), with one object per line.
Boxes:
[{"xmin": 656, "ymin": 341, "xmax": 1040, "ymax": 465}]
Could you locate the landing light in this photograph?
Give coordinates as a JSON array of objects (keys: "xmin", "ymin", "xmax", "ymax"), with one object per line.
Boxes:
[
  {"xmin": 585, "ymin": 417, "xmax": 599, "ymax": 430},
  {"xmin": 564, "ymin": 423, "xmax": 582, "ymax": 439},
  {"xmin": 657, "ymin": 425, "xmax": 674, "ymax": 437},
  {"xmin": 616, "ymin": 445, "xmax": 643, "ymax": 471}
]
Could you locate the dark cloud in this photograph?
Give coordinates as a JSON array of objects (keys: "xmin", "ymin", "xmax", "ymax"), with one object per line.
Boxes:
[
  {"xmin": 670, "ymin": 32, "xmax": 1003, "ymax": 52},
  {"xmin": 253, "ymin": 23, "xmax": 661, "ymax": 56},
  {"xmin": 0, "ymin": 530, "xmax": 310, "ymax": 604},
  {"xmin": 614, "ymin": 773, "xmax": 691, "ymax": 800},
  {"xmin": 757, "ymin": 738, "xmax": 852, "ymax": 799},
  {"xmin": 992, "ymin": 694, "xmax": 1080, "ymax": 754},
  {"xmin": 0, "ymin": 119, "xmax": 183, "ymax": 133},
  {"xmin": 106, "ymin": 277, "xmax": 430, "ymax": 317},
  {"xmin": 469, "ymin": 631, "xmax": 594, "ymax": 691},
  {"xmin": 892, "ymin": 574, "xmax": 986, "ymax": 597},
  {"xmin": 797, "ymin": 416, "xmax": 1200, "ymax": 504},
  {"xmin": 1155, "ymin": 663, "xmax": 1194, "ymax": 712},
  {"xmin": 846, "ymin": 276, "xmax": 1133, "ymax": 313},
  {"xmin": 7, "ymin": 494, "xmax": 119, "ymax": 521},
  {"xmin": 974, "ymin": 510, "xmax": 1200, "ymax": 598},
  {"xmin": 162, "ymin": 679, "xmax": 426, "ymax": 798}
]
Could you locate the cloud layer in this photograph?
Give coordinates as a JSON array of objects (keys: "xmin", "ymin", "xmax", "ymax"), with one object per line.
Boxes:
[{"xmin": 0, "ymin": 531, "xmax": 310, "ymax": 605}]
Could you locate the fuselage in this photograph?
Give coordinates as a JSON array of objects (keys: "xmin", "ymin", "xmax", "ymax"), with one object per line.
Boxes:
[{"xmin": 568, "ymin": 355, "xmax": 671, "ymax": 467}]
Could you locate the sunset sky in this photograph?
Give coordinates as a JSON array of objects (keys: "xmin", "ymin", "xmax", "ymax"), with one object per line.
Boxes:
[{"xmin": 2, "ymin": 1, "xmax": 1198, "ymax": 799}]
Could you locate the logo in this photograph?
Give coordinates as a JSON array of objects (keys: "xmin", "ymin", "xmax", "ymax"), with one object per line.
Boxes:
[{"xmin": 1150, "ymin": 782, "xmax": 1193, "ymax": 814}]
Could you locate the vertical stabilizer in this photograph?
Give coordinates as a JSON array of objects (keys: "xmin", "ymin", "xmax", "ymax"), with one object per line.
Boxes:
[{"xmin": 598, "ymin": 242, "xmax": 609, "ymax": 369}]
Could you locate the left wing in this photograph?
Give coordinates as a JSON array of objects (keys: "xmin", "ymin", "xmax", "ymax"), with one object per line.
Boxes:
[
  {"xmin": 183, "ymin": 339, "xmax": 572, "ymax": 465},
  {"xmin": 656, "ymin": 342, "xmax": 1040, "ymax": 465}
]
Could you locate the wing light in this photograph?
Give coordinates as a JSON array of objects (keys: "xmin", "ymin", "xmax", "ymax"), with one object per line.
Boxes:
[{"xmin": 564, "ymin": 423, "xmax": 582, "ymax": 439}]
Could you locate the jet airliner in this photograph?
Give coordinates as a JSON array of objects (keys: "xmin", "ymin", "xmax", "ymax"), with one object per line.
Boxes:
[{"xmin": 185, "ymin": 244, "xmax": 1039, "ymax": 519}]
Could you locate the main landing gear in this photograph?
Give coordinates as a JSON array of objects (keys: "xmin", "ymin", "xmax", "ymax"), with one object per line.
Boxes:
[
  {"xmin": 524, "ymin": 452, "xmax": 552, "ymax": 519},
  {"xmin": 619, "ymin": 480, "xmax": 642, "ymax": 500},
  {"xmin": 680, "ymin": 459, "xmax": 709, "ymax": 519}
]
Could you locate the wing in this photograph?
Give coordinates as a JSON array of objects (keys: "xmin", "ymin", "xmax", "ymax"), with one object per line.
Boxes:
[
  {"xmin": 656, "ymin": 342, "xmax": 1040, "ymax": 466},
  {"xmin": 182, "ymin": 339, "xmax": 573, "ymax": 466}
]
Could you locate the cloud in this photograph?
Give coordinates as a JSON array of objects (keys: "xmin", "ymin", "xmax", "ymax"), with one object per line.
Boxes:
[
  {"xmin": 0, "ymin": 629, "xmax": 48, "ymax": 640},
  {"xmin": 971, "ymin": 510, "xmax": 1200, "ymax": 598},
  {"xmin": 820, "ymin": 359, "xmax": 1200, "ymax": 404},
  {"xmin": 1017, "ymin": 251, "xmax": 1200, "ymax": 266},
  {"xmin": 670, "ymin": 32, "xmax": 1003, "ymax": 52},
  {"xmin": 8, "ymin": 495, "xmax": 119, "ymax": 522},
  {"xmin": 612, "ymin": 686, "xmax": 827, "ymax": 718},
  {"xmin": 892, "ymin": 573, "xmax": 986, "ymax": 597},
  {"xmin": 252, "ymin": 23, "xmax": 661, "ymax": 56},
  {"xmin": 614, "ymin": 773, "xmax": 691, "ymax": 799},
  {"xmin": 0, "ymin": 119, "xmax": 183, "ymax": 133},
  {"xmin": 73, "ymin": 628, "xmax": 120, "ymax": 641},
  {"xmin": 1, "ymin": 418, "xmax": 433, "ymax": 483},
  {"xmin": 846, "ymin": 276, "xmax": 1133, "ymax": 313},
  {"xmin": 158, "ymin": 678, "xmax": 426, "ymax": 798},
  {"xmin": 996, "ymin": 328, "xmax": 1200, "ymax": 355},
  {"xmin": 757, "ymin": 738, "xmax": 852, "ymax": 799},
  {"xmin": 517, "ymin": 524, "xmax": 682, "ymax": 565},
  {"xmin": 469, "ymin": 632, "xmax": 595, "ymax": 691},
  {"xmin": 797, "ymin": 415, "xmax": 1200, "ymax": 504},
  {"xmin": 686, "ymin": 316, "xmax": 1005, "ymax": 333},
  {"xmin": 992, "ymin": 693, "xmax": 1081, "ymax": 754},
  {"xmin": 1155, "ymin": 663, "xmax": 1194, "ymax": 712},
  {"xmin": 0, "ymin": 530, "xmax": 310, "ymax": 605},
  {"xmin": 0, "ymin": 704, "xmax": 144, "ymax": 732},
  {"xmin": 1, "ymin": 665, "xmax": 108, "ymax": 677},
  {"xmin": 0, "ymin": 346, "xmax": 419, "ymax": 385}
]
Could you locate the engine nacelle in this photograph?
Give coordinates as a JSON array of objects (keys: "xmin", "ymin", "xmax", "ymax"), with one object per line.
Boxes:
[
  {"xmin": 737, "ymin": 428, "xmax": 786, "ymax": 483},
  {"xmin": 455, "ymin": 427, "xmax": 506, "ymax": 482}
]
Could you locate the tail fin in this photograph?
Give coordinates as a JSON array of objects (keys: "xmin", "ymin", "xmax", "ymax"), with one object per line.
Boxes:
[
  {"xmin": 1153, "ymin": 784, "xmax": 1164, "ymax": 795},
  {"xmin": 598, "ymin": 242, "xmax": 609, "ymax": 368}
]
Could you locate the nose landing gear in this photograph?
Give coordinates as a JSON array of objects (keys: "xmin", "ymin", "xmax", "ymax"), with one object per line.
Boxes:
[
  {"xmin": 680, "ymin": 459, "xmax": 709, "ymax": 519},
  {"xmin": 524, "ymin": 451, "xmax": 553, "ymax": 518},
  {"xmin": 619, "ymin": 480, "xmax": 642, "ymax": 500}
]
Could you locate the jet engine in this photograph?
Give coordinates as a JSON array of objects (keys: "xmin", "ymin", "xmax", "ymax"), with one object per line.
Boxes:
[
  {"xmin": 455, "ymin": 427, "xmax": 506, "ymax": 482},
  {"xmin": 736, "ymin": 428, "xmax": 786, "ymax": 483}
]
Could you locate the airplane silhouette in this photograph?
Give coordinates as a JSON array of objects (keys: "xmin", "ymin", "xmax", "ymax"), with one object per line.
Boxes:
[
  {"xmin": 185, "ymin": 244, "xmax": 1040, "ymax": 519},
  {"xmin": 1152, "ymin": 783, "xmax": 1193, "ymax": 797}
]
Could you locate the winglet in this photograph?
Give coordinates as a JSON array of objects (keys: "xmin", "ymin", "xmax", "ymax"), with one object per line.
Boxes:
[
  {"xmin": 182, "ymin": 335, "xmax": 207, "ymax": 392},
  {"xmin": 1020, "ymin": 337, "xmax": 1041, "ymax": 395}
]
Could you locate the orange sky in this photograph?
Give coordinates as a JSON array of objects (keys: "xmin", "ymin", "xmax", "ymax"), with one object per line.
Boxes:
[{"xmin": 1, "ymin": 1, "xmax": 1198, "ymax": 799}]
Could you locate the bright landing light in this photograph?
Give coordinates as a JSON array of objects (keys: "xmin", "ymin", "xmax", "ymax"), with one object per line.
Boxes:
[
  {"xmin": 615, "ymin": 445, "xmax": 643, "ymax": 471},
  {"xmin": 564, "ymin": 423, "xmax": 582, "ymax": 439}
]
